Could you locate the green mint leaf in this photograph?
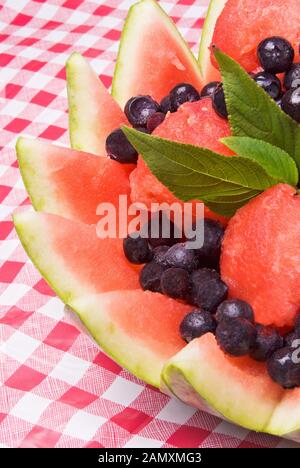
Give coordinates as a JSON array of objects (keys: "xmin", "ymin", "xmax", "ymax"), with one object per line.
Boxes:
[
  {"xmin": 122, "ymin": 126, "xmax": 281, "ymax": 216},
  {"xmin": 214, "ymin": 48, "xmax": 300, "ymax": 171},
  {"xmin": 221, "ymin": 136, "xmax": 298, "ymax": 187}
]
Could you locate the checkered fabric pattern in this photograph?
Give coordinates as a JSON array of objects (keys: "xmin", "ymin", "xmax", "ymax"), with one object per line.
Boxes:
[{"xmin": 0, "ymin": 0, "xmax": 299, "ymax": 449}]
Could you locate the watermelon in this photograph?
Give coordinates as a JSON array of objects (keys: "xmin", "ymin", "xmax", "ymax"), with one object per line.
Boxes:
[
  {"xmin": 70, "ymin": 291, "xmax": 190, "ymax": 387},
  {"xmin": 130, "ymin": 99, "xmax": 233, "ymax": 224},
  {"xmin": 13, "ymin": 212, "xmax": 189, "ymax": 388},
  {"xmin": 163, "ymin": 334, "xmax": 300, "ymax": 438},
  {"xmin": 200, "ymin": 0, "xmax": 300, "ymax": 76},
  {"xmin": 112, "ymin": 0, "xmax": 203, "ymax": 107},
  {"xmin": 13, "ymin": 211, "xmax": 140, "ymax": 303},
  {"xmin": 198, "ymin": 0, "xmax": 227, "ymax": 82},
  {"xmin": 16, "ymin": 137, "xmax": 133, "ymax": 225},
  {"xmin": 66, "ymin": 52, "xmax": 128, "ymax": 156}
]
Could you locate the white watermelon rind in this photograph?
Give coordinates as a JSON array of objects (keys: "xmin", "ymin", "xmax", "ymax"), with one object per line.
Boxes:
[{"xmin": 112, "ymin": 0, "xmax": 202, "ymax": 107}]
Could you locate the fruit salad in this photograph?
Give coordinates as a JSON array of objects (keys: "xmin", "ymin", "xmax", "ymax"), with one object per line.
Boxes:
[{"xmin": 13, "ymin": 0, "xmax": 300, "ymax": 441}]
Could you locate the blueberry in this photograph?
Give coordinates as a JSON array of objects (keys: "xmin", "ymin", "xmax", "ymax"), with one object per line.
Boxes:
[
  {"xmin": 250, "ymin": 325, "xmax": 283, "ymax": 362},
  {"xmin": 257, "ymin": 36, "xmax": 294, "ymax": 74},
  {"xmin": 253, "ymin": 71, "xmax": 282, "ymax": 100},
  {"xmin": 146, "ymin": 112, "xmax": 165, "ymax": 133},
  {"xmin": 180, "ymin": 310, "xmax": 216, "ymax": 343},
  {"xmin": 267, "ymin": 347, "xmax": 300, "ymax": 389},
  {"xmin": 169, "ymin": 83, "xmax": 200, "ymax": 112},
  {"xmin": 189, "ymin": 268, "xmax": 228, "ymax": 312},
  {"xmin": 285, "ymin": 328, "xmax": 300, "ymax": 347},
  {"xmin": 281, "ymin": 87, "xmax": 300, "ymax": 122},
  {"xmin": 106, "ymin": 128, "xmax": 138, "ymax": 164},
  {"xmin": 212, "ymin": 83, "xmax": 228, "ymax": 119},
  {"xmin": 145, "ymin": 211, "xmax": 182, "ymax": 248},
  {"xmin": 164, "ymin": 242, "xmax": 199, "ymax": 272},
  {"xmin": 123, "ymin": 235, "xmax": 152, "ymax": 264},
  {"xmin": 140, "ymin": 261, "xmax": 165, "ymax": 292},
  {"xmin": 159, "ymin": 95, "xmax": 171, "ymax": 114},
  {"xmin": 200, "ymin": 81, "xmax": 220, "ymax": 98},
  {"xmin": 216, "ymin": 318, "xmax": 257, "ymax": 357},
  {"xmin": 152, "ymin": 245, "xmax": 169, "ymax": 266},
  {"xmin": 275, "ymin": 93, "xmax": 284, "ymax": 108},
  {"xmin": 196, "ymin": 219, "xmax": 224, "ymax": 269},
  {"xmin": 216, "ymin": 299, "xmax": 254, "ymax": 323},
  {"xmin": 284, "ymin": 63, "xmax": 300, "ymax": 90},
  {"xmin": 161, "ymin": 267, "xmax": 190, "ymax": 300},
  {"xmin": 124, "ymin": 95, "xmax": 160, "ymax": 128}
]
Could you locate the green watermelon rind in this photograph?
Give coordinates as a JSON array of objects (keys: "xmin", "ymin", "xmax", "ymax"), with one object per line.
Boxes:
[
  {"xmin": 69, "ymin": 293, "xmax": 168, "ymax": 388},
  {"xmin": 198, "ymin": 0, "xmax": 227, "ymax": 81},
  {"xmin": 112, "ymin": 0, "xmax": 202, "ymax": 106}
]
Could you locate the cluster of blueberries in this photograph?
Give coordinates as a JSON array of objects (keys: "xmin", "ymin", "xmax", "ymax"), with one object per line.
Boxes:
[
  {"xmin": 123, "ymin": 213, "xmax": 300, "ymax": 389},
  {"xmin": 212, "ymin": 36, "xmax": 300, "ymax": 122},
  {"xmin": 105, "ymin": 82, "xmax": 206, "ymax": 164},
  {"xmin": 105, "ymin": 36, "xmax": 300, "ymax": 166}
]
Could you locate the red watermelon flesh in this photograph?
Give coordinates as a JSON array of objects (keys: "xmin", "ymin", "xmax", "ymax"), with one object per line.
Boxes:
[
  {"xmin": 14, "ymin": 210, "xmax": 140, "ymax": 303},
  {"xmin": 221, "ymin": 184, "xmax": 300, "ymax": 328},
  {"xmin": 130, "ymin": 99, "xmax": 233, "ymax": 225},
  {"xmin": 211, "ymin": 0, "xmax": 300, "ymax": 72},
  {"xmin": 17, "ymin": 138, "xmax": 134, "ymax": 225}
]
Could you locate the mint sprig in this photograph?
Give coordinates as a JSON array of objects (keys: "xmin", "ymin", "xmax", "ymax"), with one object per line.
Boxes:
[
  {"xmin": 214, "ymin": 48, "xmax": 300, "ymax": 170},
  {"xmin": 122, "ymin": 127, "xmax": 289, "ymax": 216},
  {"xmin": 122, "ymin": 50, "xmax": 300, "ymax": 217},
  {"xmin": 221, "ymin": 136, "xmax": 298, "ymax": 186}
]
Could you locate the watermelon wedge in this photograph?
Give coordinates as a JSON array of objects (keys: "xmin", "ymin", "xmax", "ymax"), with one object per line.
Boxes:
[
  {"xmin": 162, "ymin": 333, "xmax": 284, "ymax": 433},
  {"xmin": 13, "ymin": 211, "xmax": 140, "ymax": 303},
  {"xmin": 198, "ymin": 0, "xmax": 227, "ymax": 82},
  {"xmin": 112, "ymin": 0, "xmax": 203, "ymax": 107},
  {"xmin": 16, "ymin": 137, "xmax": 133, "ymax": 225},
  {"xmin": 70, "ymin": 291, "xmax": 190, "ymax": 387},
  {"xmin": 66, "ymin": 52, "xmax": 128, "ymax": 156}
]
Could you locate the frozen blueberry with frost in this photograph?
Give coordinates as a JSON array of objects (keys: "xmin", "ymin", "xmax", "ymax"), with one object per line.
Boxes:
[
  {"xmin": 160, "ymin": 267, "xmax": 190, "ymax": 300},
  {"xmin": 189, "ymin": 268, "xmax": 228, "ymax": 312},
  {"xmin": 124, "ymin": 95, "xmax": 160, "ymax": 127},
  {"xmin": 257, "ymin": 36, "xmax": 294, "ymax": 74},
  {"xmin": 250, "ymin": 324, "xmax": 283, "ymax": 362},
  {"xmin": 145, "ymin": 211, "xmax": 182, "ymax": 248},
  {"xmin": 159, "ymin": 95, "xmax": 171, "ymax": 114},
  {"xmin": 285, "ymin": 328, "xmax": 300, "ymax": 347},
  {"xmin": 281, "ymin": 87, "xmax": 300, "ymax": 122},
  {"xmin": 253, "ymin": 71, "xmax": 282, "ymax": 100},
  {"xmin": 201, "ymin": 81, "xmax": 220, "ymax": 98},
  {"xmin": 164, "ymin": 242, "xmax": 199, "ymax": 272},
  {"xmin": 212, "ymin": 83, "xmax": 228, "ymax": 118},
  {"xmin": 139, "ymin": 261, "xmax": 165, "ymax": 293},
  {"xmin": 216, "ymin": 299, "xmax": 254, "ymax": 323},
  {"xmin": 216, "ymin": 317, "xmax": 257, "ymax": 357},
  {"xmin": 123, "ymin": 235, "xmax": 153, "ymax": 264},
  {"xmin": 284, "ymin": 63, "xmax": 300, "ymax": 90},
  {"xmin": 267, "ymin": 347, "xmax": 300, "ymax": 389},
  {"xmin": 180, "ymin": 310, "xmax": 217, "ymax": 343},
  {"xmin": 195, "ymin": 219, "xmax": 224, "ymax": 269},
  {"xmin": 106, "ymin": 128, "xmax": 138, "ymax": 164},
  {"xmin": 152, "ymin": 245, "xmax": 169, "ymax": 266},
  {"xmin": 169, "ymin": 83, "xmax": 200, "ymax": 112}
]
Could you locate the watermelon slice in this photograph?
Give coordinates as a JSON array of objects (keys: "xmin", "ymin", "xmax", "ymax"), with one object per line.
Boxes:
[
  {"xmin": 198, "ymin": 0, "xmax": 227, "ymax": 82},
  {"xmin": 112, "ymin": 0, "xmax": 203, "ymax": 107},
  {"xmin": 13, "ymin": 212, "xmax": 190, "ymax": 388},
  {"xmin": 70, "ymin": 291, "xmax": 190, "ymax": 387},
  {"xmin": 201, "ymin": 0, "xmax": 300, "ymax": 75},
  {"xmin": 162, "ymin": 333, "xmax": 284, "ymax": 433},
  {"xmin": 16, "ymin": 137, "xmax": 133, "ymax": 225},
  {"xmin": 66, "ymin": 52, "xmax": 128, "ymax": 156},
  {"xmin": 13, "ymin": 211, "xmax": 140, "ymax": 303}
]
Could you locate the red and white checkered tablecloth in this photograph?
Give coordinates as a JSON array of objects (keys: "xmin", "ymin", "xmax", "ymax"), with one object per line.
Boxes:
[{"xmin": 0, "ymin": 0, "xmax": 299, "ymax": 449}]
